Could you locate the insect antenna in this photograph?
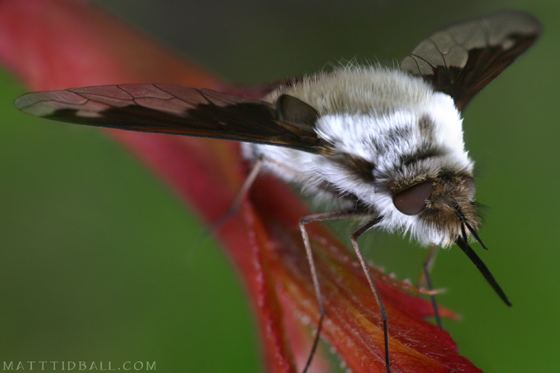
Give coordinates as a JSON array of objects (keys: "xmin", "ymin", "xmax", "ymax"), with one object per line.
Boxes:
[
  {"xmin": 460, "ymin": 221, "xmax": 468, "ymax": 243},
  {"xmin": 454, "ymin": 203, "xmax": 488, "ymax": 250},
  {"xmin": 464, "ymin": 221, "xmax": 488, "ymax": 250},
  {"xmin": 456, "ymin": 235, "xmax": 512, "ymax": 306}
]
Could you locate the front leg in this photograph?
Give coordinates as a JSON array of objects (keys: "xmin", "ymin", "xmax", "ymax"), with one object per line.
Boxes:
[
  {"xmin": 298, "ymin": 210, "xmax": 371, "ymax": 373},
  {"xmin": 349, "ymin": 217, "xmax": 392, "ymax": 373},
  {"xmin": 418, "ymin": 245, "xmax": 443, "ymax": 329}
]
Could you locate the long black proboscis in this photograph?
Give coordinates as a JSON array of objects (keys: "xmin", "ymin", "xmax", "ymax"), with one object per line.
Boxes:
[{"xmin": 456, "ymin": 237, "xmax": 512, "ymax": 306}]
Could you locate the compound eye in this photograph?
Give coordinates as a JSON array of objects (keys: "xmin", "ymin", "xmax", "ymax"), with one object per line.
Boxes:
[{"xmin": 393, "ymin": 180, "xmax": 433, "ymax": 215}]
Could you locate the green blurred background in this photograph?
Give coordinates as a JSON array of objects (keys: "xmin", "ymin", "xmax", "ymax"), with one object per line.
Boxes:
[{"xmin": 1, "ymin": 0, "xmax": 558, "ymax": 371}]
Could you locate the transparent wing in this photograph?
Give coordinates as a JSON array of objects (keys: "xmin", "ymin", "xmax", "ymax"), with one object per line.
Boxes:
[
  {"xmin": 401, "ymin": 11, "xmax": 541, "ymax": 110},
  {"xmin": 16, "ymin": 83, "xmax": 326, "ymax": 153}
]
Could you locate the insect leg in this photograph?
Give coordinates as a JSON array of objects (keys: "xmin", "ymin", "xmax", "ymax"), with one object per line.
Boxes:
[
  {"xmin": 211, "ymin": 156, "xmax": 264, "ymax": 231},
  {"xmin": 230, "ymin": 156, "xmax": 264, "ymax": 212},
  {"xmin": 349, "ymin": 217, "xmax": 392, "ymax": 373},
  {"xmin": 418, "ymin": 246, "xmax": 442, "ymax": 329},
  {"xmin": 299, "ymin": 210, "xmax": 370, "ymax": 373}
]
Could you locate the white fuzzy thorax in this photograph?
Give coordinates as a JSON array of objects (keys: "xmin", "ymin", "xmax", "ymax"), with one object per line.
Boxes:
[{"xmin": 243, "ymin": 65, "xmax": 474, "ymax": 247}]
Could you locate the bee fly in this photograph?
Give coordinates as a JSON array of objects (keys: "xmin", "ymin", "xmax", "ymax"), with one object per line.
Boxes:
[{"xmin": 16, "ymin": 11, "xmax": 541, "ymax": 373}]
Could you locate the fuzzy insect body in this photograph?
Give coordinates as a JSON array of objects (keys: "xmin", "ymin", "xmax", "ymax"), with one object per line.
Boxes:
[{"xmin": 244, "ymin": 66, "xmax": 472, "ymax": 247}]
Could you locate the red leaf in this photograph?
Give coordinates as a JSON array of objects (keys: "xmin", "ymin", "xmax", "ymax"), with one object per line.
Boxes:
[{"xmin": 0, "ymin": 1, "xmax": 479, "ymax": 372}]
